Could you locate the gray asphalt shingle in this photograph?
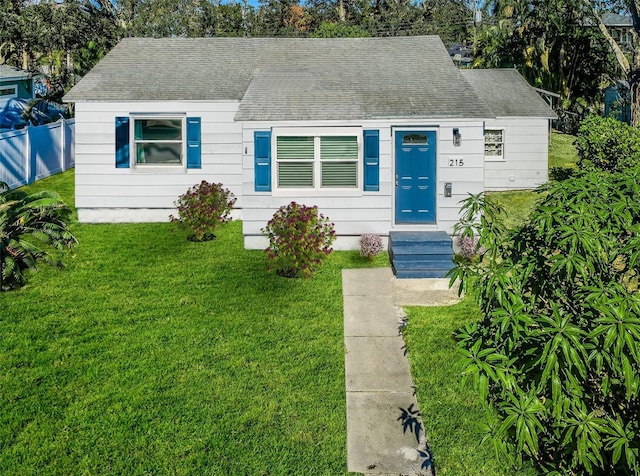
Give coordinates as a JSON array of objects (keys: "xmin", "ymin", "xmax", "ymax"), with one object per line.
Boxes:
[
  {"xmin": 0, "ymin": 64, "xmax": 31, "ymax": 81},
  {"xmin": 462, "ymin": 69, "xmax": 557, "ymax": 118},
  {"xmin": 64, "ymin": 37, "xmax": 552, "ymax": 121}
]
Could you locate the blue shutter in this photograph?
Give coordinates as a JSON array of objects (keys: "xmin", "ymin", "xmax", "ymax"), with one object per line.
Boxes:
[
  {"xmin": 363, "ymin": 130, "xmax": 379, "ymax": 191},
  {"xmin": 115, "ymin": 117, "xmax": 130, "ymax": 168},
  {"xmin": 186, "ymin": 117, "xmax": 201, "ymax": 169},
  {"xmin": 254, "ymin": 131, "xmax": 271, "ymax": 192}
]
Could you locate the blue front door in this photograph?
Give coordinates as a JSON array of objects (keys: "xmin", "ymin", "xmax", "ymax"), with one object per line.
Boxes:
[{"xmin": 395, "ymin": 130, "xmax": 437, "ymax": 224}]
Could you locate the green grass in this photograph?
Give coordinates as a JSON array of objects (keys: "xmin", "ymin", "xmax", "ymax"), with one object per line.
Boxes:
[
  {"xmin": 2, "ymin": 171, "xmax": 390, "ymax": 475},
  {"xmin": 4, "ymin": 132, "xmax": 580, "ymax": 475},
  {"xmin": 548, "ymin": 130, "xmax": 579, "ymax": 170},
  {"xmin": 403, "ymin": 300, "xmax": 536, "ymax": 476},
  {"xmin": 484, "ymin": 131, "xmax": 580, "ymax": 229}
]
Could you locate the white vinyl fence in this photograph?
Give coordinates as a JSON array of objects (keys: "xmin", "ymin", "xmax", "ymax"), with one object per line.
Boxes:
[{"xmin": 0, "ymin": 118, "xmax": 75, "ymax": 189}]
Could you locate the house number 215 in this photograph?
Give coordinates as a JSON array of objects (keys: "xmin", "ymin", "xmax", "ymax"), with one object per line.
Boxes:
[{"xmin": 449, "ymin": 158, "xmax": 464, "ymax": 167}]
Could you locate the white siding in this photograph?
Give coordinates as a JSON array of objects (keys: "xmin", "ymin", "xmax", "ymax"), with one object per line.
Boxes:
[
  {"xmin": 241, "ymin": 119, "xmax": 485, "ymax": 249},
  {"xmin": 74, "ymin": 101, "xmax": 550, "ymax": 249},
  {"xmin": 74, "ymin": 101, "xmax": 243, "ymax": 223},
  {"xmin": 483, "ymin": 118, "xmax": 550, "ymax": 191}
]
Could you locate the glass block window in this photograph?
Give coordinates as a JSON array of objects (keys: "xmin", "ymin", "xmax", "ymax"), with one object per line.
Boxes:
[{"xmin": 484, "ymin": 129, "xmax": 504, "ymax": 159}]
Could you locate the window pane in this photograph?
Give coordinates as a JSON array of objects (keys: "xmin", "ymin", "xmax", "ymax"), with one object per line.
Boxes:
[
  {"xmin": 484, "ymin": 129, "xmax": 503, "ymax": 157},
  {"xmin": 0, "ymin": 87, "xmax": 16, "ymax": 97},
  {"xmin": 136, "ymin": 143, "xmax": 182, "ymax": 164},
  {"xmin": 484, "ymin": 130, "xmax": 502, "ymax": 143},
  {"xmin": 401, "ymin": 133, "xmax": 428, "ymax": 145},
  {"xmin": 277, "ymin": 136, "xmax": 314, "ymax": 160},
  {"xmin": 321, "ymin": 162, "xmax": 357, "ymax": 187},
  {"xmin": 134, "ymin": 119, "xmax": 182, "ymax": 141},
  {"xmin": 320, "ymin": 136, "xmax": 358, "ymax": 160},
  {"xmin": 485, "ymin": 143, "xmax": 503, "ymax": 156},
  {"xmin": 278, "ymin": 162, "xmax": 313, "ymax": 188}
]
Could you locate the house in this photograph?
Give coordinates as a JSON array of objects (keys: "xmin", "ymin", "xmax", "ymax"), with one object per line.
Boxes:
[
  {"xmin": 63, "ymin": 36, "xmax": 555, "ymax": 250},
  {"xmin": 602, "ymin": 13, "xmax": 633, "ymax": 51},
  {"xmin": 604, "ymin": 80, "xmax": 631, "ymax": 123},
  {"xmin": 0, "ymin": 65, "xmax": 35, "ymax": 107},
  {"xmin": 447, "ymin": 42, "xmax": 473, "ymax": 67}
]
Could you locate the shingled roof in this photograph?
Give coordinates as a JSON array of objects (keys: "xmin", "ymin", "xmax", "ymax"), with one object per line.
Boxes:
[
  {"xmin": 462, "ymin": 69, "xmax": 557, "ymax": 119},
  {"xmin": 0, "ymin": 64, "xmax": 31, "ymax": 81},
  {"xmin": 64, "ymin": 37, "xmax": 551, "ymax": 121}
]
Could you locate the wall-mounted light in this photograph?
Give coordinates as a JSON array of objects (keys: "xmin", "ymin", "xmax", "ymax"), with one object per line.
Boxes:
[
  {"xmin": 444, "ymin": 182, "xmax": 452, "ymax": 197},
  {"xmin": 453, "ymin": 128, "xmax": 461, "ymax": 147}
]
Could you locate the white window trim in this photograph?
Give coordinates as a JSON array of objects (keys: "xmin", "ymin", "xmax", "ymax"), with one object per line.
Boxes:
[
  {"xmin": 272, "ymin": 127, "xmax": 363, "ymax": 195},
  {"xmin": 0, "ymin": 85, "xmax": 17, "ymax": 99},
  {"xmin": 484, "ymin": 128, "xmax": 505, "ymax": 162},
  {"xmin": 130, "ymin": 114, "xmax": 187, "ymax": 170}
]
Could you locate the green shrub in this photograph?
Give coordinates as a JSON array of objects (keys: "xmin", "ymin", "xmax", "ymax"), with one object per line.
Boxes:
[
  {"xmin": 451, "ymin": 167, "xmax": 640, "ymax": 475},
  {"xmin": 575, "ymin": 115, "xmax": 640, "ymax": 173},
  {"xmin": 0, "ymin": 181, "xmax": 77, "ymax": 291},
  {"xmin": 170, "ymin": 181, "xmax": 236, "ymax": 242},
  {"xmin": 262, "ymin": 202, "xmax": 335, "ymax": 278}
]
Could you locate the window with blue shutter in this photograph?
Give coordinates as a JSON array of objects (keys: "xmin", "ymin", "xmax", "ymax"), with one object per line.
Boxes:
[
  {"xmin": 186, "ymin": 117, "xmax": 201, "ymax": 169},
  {"xmin": 116, "ymin": 115, "xmax": 201, "ymax": 169},
  {"xmin": 363, "ymin": 130, "xmax": 379, "ymax": 191},
  {"xmin": 254, "ymin": 131, "xmax": 271, "ymax": 192},
  {"xmin": 115, "ymin": 117, "xmax": 130, "ymax": 168}
]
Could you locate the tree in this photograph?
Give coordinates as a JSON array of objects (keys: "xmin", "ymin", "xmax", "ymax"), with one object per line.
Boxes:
[
  {"xmin": 0, "ymin": 0, "xmax": 25, "ymax": 66},
  {"xmin": 415, "ymin": 0, "xmax": 472, "ymax": 44},
  {"xmin": 474, "ymin": 0, "xmax": 618, "ymax": 118},
  {"xmin": 451, "ymin": 168, "xmax": 640, "ymax": 474},
  {"xmin": 309, "ymin": 21, "xmax": 370, "ymax": 37},
  {"xmin": 0, "ymin": 182, "xmax": 77, "ymax": 291},
  {"xmin": 580, "ymin": 0, "xmax": 640, "ymax": 125},
  {"xmin": 254, "ymin": 0, "xmax": 309, "ymax": 36}
]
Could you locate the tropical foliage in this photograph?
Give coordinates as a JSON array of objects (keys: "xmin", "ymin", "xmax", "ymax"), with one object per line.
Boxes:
[
  {"xmin": 475, "ymin": 0, "xmax": 618, "ymax": 122},
  {"xmin": 0, "ymin": 181, "xmax": 76, "ymax": 291},
  {"xmin": 451, "ymin": 165, "xmax": 640, "ymax": 474}
]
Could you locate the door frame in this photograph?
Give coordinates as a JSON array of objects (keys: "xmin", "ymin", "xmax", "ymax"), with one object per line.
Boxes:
[{"xmin": 392, "ymin": 127, "xmax": 439, "ymax": 226}]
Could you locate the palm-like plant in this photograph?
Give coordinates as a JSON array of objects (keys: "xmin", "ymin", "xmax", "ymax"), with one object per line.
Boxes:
[{"xmin": 0, "ymin": 182, "xmax": 77, "ymax": 291}]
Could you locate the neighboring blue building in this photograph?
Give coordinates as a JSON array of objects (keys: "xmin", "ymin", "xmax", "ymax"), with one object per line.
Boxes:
[
  {"xmin": 604, "ymin": 81, "xmax": 631, "ymax": 124},
  {"xmin": 0, "ymin": 65, "xmax": 35, "ymax": 107}
]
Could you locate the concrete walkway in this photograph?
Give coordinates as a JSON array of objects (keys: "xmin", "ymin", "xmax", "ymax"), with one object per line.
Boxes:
[{"xmin": 343, "ymin": 267, "xmax": 460, "ymax": 476}]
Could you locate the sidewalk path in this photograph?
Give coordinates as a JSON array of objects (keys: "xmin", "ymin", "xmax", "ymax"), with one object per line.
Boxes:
[{"xmin": 343, "ymin": 267, "xmax": 459, "ymax": 475}]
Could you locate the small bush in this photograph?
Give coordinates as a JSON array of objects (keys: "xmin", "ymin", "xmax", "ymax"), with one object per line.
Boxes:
[
  {"xmin": 360, "ymin": 234, "xmax": 383, "ymax": 259},
  {"xmin": 455, "ymin": 234, "xmax": 484, "ymax": 262},
  {"xmin": 262, "ymin": 202, "xmax": 335, "ymax": 278},
  {"xmin": 575, "ymin": 115, "xmax": 640, "ymax": 173},
  {"xmin": 170, "ymin": 181, "xmax": 236, "ymax": 242}
]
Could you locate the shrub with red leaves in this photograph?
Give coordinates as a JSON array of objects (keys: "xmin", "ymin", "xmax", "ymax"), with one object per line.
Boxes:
[
  {"xmin": 262, "ymin": 202, "xmax": 335, "ymax": 278},
  {"xmin": 170, "ymin": 181, "xmax": 236, "ymax": 242}
]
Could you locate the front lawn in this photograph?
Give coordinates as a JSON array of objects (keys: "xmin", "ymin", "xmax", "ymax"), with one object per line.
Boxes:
[
  {"xmin": 403, "ymin": 301, "xmax": 537, "ymax": 476},
  {"xmin": 1, "ymin": 171, "xmax": 387, "ymax": 474},
  {"xmin": 4, "ymin": 130, "xmax": 579, "ymax": 475}
]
